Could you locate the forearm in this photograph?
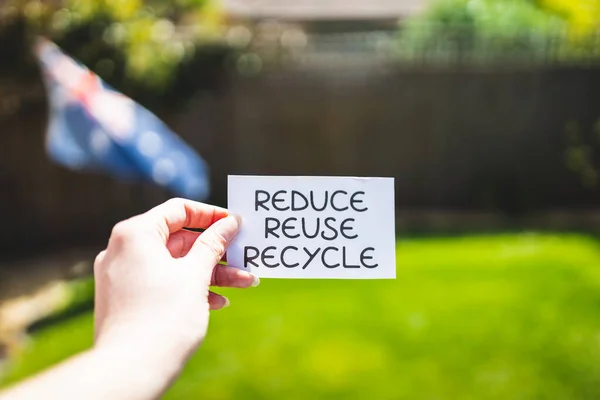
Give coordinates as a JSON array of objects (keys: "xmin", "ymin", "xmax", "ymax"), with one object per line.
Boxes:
[
  {"xmin": 0, "ymin": 338, "xmax": 186, "ymax": 400},
  {"xmin": 1, "ymin": 200, "xmax": 246, "ymax": 399}
]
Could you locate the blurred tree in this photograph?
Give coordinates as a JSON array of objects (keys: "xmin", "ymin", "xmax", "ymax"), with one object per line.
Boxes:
[
  {"xmin": 540, "ymin": 0, "xmax": 600, "ymax": 37},
  {"xmin": 1, "ymin": 0, "xmax": 231, "ymax": 109},
  {"xmin": 396, "ymin": 0, "xmax": 589, "ymax": 63}
]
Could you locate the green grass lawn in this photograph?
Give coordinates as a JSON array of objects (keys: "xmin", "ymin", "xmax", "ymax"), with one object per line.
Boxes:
[{"xmin": 3, "ymin": 233, "xmax": 600, "ymax": 399}]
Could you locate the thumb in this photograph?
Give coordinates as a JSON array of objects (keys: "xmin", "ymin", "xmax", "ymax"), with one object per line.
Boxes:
[{"xmin": 186, "ymin": 215, "xmax": 241, "ymax": 277}]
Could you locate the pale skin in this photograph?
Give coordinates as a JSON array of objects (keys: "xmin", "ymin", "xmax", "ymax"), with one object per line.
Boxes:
[{"xmin": 0, "ymin": 198, "xmax": 258, "ymax": 400}]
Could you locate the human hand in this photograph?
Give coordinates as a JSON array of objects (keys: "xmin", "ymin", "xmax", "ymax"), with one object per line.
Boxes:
[
  {"xmin": 0, "ymin": 199, "xmax": 257, "ymax": 400},
  {"xmin": 92, "ymin": 198, "xmax": 258, "ymax": 366}
]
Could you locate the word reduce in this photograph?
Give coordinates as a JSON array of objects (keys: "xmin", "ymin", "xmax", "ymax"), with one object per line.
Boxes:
[{"xmin": 243, "ymin": 189, "xmax": 378, "ymax": 270}]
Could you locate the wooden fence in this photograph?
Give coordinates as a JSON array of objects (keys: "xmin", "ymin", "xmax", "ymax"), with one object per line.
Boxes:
[{"xmin": 2, "ymin": 63, "xmax": 600, "ymax": 255}]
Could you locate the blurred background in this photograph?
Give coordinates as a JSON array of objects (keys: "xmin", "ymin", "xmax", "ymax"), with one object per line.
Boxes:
[{"xmin": 2, "ymin": 0, "xmax": 600, "ymax": 398}]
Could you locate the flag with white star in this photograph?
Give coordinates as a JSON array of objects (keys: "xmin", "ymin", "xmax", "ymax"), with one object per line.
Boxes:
[{"xmin": 34, "ymin": 38, "xmax": 210, "ymax": 200}]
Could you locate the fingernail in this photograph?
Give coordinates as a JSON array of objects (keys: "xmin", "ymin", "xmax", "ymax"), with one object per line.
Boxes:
[
  {"xmin": 216, "ymin": 215, "xmax": 241, "ymax": 242},
  {"xmin": 250, "ymin": 273, "xmax": 260, "ymax": 287},
  {"xmin": 230, "ymin": 213, "xmax": 242, "ymax": 225},
  {"xmin": 223, "ymin": 297, "xmax": 230, "ymax": 308}
]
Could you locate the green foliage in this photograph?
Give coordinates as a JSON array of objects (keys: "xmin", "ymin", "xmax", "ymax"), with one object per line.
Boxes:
[
  {"xmin": 2, "ymin": 0, "xmax": 230, "ymax": 108},
  {"xmin": 539, "ymin": 0, "xmax": 600, "ymax": 37},
  {"xmin": 564, "ymin": 119, "xmax": 600, "ymax": 189},
  {"xmin": 397, "ymin": 0, "xmax": 576, "ymax": 63},
  {"xmin": 4, "ymin": 234, "xmax": 600, "ymax": 399}
]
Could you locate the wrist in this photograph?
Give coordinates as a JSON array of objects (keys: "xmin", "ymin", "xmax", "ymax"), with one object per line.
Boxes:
[
  {"xmin": 93, "ymin": 326, "xmax": 191, "ymax": 391},
  {"xmin": 95, "ymin": 312, "xmax": 204, "ymax": 360}
]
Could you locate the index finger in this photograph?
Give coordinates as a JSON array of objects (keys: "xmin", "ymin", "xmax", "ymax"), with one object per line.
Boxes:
[{"xmin": 143, "ymin": 198, "xmax": 228, "ymax": 244}]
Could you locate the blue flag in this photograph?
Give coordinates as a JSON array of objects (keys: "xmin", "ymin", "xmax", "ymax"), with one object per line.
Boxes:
[{"xmin": 34, "ymin": 38, "xmax": 210, "ymax": 200}]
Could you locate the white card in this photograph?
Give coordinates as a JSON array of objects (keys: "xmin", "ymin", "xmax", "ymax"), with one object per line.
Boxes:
[{"xmin": 227, "ymin": 176, "xmax": 396, "ymax": 279}]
